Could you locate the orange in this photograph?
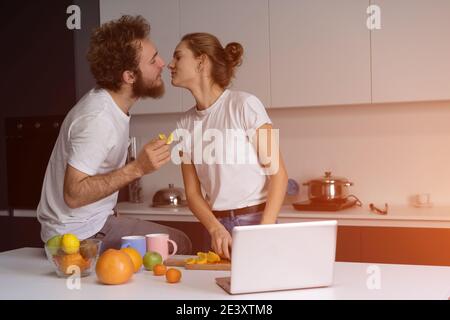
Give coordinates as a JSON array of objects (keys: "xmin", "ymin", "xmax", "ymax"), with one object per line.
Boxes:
[
  {"xmin": 153, "ymin": 264, "xmax": 167, "ymax": 276},
  {"xmin": 95, "ymin": 249, "xmax": 134, "ymax": 285},
  {"xmin": 121, "ymin": 247, "xmax": 143, "ymax": 273},
  {"xmin": 196, "ymin": 252, "xmax": 207, "ymax": 264},
  {"xmin": 184, "ymin": 258, "xmax": 196, "ymax": 265},
  {"xmin": 207, "ymin": 251, "xmax": 221, "ymax": 263},
  {"xmin": 54, "ymin": 253, "xmax": 89, "ymax": 274},
  {"xmin": 166, "ymin": 268, "xmax": 182, "ymax": 283}
]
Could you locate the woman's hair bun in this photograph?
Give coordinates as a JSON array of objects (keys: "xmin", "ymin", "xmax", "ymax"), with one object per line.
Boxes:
[{"xmin": 224, "ymin": 42, "xmax": 244, "ymax": 68}]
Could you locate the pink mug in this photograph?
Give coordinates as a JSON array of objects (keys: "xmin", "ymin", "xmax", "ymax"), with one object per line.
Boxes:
[{"xmin": 145, "ymin": 233, "xmax": 178, "ymax": 261}]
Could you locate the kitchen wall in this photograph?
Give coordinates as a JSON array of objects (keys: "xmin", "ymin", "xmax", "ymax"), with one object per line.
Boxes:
[{"xmin": 130, "ymin": 100, "xmax": 450, "ymax": 206}]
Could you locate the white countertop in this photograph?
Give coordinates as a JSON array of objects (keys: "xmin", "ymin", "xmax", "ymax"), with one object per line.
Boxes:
[
  {"xmin": 117, "ymin": 202, "xmax": 450, "ymax": 228},
  {"xmin": 1, "ymin": 248, "xmax": 450, "ymax": 300}
]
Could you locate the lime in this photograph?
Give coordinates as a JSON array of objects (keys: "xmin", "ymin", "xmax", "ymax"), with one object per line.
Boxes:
[
  {"xmin": 46, "ymin": 235, "xmax": 62, "ymax": 255},
  {"xmin": 143, "ymin": 251, "xmax": 162, "ymax": 271}
]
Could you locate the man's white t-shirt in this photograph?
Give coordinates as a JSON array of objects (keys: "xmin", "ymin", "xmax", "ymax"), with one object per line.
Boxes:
[
  {"xmin": 37, "ymin": 88, "xmax": 130, "ymax": 242},
  {"xmin": 175, "ymin": 89, "xmax": 272, "ymax": 211}
]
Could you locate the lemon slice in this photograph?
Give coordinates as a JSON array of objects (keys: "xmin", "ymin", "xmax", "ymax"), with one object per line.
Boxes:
[{"xmin": 166, "ymin": 132, "xmax": 174, "ymax": 145}]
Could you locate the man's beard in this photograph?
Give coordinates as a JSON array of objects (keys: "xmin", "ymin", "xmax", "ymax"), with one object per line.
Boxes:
[{"xmin": 132, "ymin": 70, "xmax": 165, "ymax": 99}]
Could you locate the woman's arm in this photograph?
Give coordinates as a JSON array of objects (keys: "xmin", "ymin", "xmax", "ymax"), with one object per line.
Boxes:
[
  {"xmin": 181, "ymin": 162, "xmax": 232, "ymax": 259},
  {"xmin": 253, "ymin": 123, "xmax": 289, "ymax": 224}
]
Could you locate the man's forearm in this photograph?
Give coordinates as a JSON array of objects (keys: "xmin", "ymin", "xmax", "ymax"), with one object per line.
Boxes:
[{"xmin": 64, "ymin": 162, "xmax": 143, "ymax": 208}]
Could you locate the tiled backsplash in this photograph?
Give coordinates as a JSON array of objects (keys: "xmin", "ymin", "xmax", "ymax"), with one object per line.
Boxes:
[{"xmin": 130, "ymin": 100, "xmax": 450, "ymax": 206}]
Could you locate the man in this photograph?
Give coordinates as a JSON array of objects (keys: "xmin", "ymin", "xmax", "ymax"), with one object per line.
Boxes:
[{"xmin": 37, "ymin": 15, "xmax": 192, "ymax": 254}]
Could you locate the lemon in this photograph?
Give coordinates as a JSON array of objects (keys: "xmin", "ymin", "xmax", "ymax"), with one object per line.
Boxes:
[{"xmin": 61, "ymin": 233, "xmax": 80, "ymax": 254}]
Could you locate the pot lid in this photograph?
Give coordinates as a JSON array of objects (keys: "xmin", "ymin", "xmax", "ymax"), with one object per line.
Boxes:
[
  {"xmin": 152, "ymin": 183, "xmax": 187, "ymax": 207},
  {"xmin": 308, "ymin": 171, "xmax": 352, "ymax": 184}
]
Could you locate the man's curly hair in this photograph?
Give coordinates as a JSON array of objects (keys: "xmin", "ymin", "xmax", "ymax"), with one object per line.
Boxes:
[{"xmin": 87, "ymin": 15, "xmax": 150, "ymax": 91}]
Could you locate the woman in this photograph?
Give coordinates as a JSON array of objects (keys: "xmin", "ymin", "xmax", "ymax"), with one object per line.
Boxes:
[{"xmin": 168, "ymin": 33, "xmax": 288, "ymax": 259}]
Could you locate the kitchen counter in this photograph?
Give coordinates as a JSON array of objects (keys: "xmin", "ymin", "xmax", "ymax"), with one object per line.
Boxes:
[
  {"xmin": 117, "ymin": 202, "xmax": 450, "ymax": 228},
  {"xmin": 1, "ymin": 247, "xmax": 450, "ymax": 300}
]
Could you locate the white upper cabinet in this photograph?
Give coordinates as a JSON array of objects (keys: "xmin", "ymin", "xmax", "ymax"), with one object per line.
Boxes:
[
  {"xmin": 371, "ymin": 0, "xmax": 450, "ymax": 103},
  {"xmin": 269, "ymin": 0, "xmax": 372, "ymax": 108},
  {"xmin": 179, "ymin": 0, "xmax": 271, "ymax": 111},
  {"xmin": 99, "ymin": 0, "xmax": 182, "ymax": 114}
]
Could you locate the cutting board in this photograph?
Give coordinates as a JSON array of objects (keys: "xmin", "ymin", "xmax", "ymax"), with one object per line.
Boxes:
[{"xmin": 165, "ymin": 255, "xmax": 231, "ymax": 270}]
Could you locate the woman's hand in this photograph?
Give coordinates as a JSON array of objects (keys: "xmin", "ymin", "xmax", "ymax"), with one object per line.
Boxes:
[{"xmin": 209, "ymin": 225, "xmax": 232, "ymax": 260}]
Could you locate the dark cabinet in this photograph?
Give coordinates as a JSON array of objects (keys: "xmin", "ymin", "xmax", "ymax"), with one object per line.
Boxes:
[
  {"xmin": 150, "ymin": 221, "xmax": 210, "ymax": 254},
  {"xmin": 6, "ymin": 116, "xmax": 64, "ymax": 209},
  {"xmin": 1, "ymin": 1, "xmax": 78, "ymax": 211},
  {"xmin": 0, "ymin": 217, "xmax": 12, "ymax": 252},
  {"xmin": 0, "ymin": 216, "xmax": 43, "ymax": 252}
]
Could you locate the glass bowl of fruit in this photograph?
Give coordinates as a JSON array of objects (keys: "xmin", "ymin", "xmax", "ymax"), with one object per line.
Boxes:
[{"xmin": 44, "ymin": 234, "xmax": 102, "ymax": 278}]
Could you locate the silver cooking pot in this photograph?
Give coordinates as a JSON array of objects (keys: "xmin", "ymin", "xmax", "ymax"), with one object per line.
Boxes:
[{"xmin": 303, "ymin": 171, "xmax": 353, "ymax": 203}]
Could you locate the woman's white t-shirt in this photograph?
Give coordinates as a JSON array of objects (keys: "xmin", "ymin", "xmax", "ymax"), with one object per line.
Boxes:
[{"xmin": 175, "ymin": 89, "xmax": 272, "ymax": 211}]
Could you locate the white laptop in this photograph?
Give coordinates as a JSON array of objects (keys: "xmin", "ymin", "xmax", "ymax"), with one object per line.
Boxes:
[{"xmin": 216, "ymin": 220, "xmax": 337, "ymax": 295}]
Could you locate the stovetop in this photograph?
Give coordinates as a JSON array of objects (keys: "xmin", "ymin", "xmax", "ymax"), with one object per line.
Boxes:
[{"xmin": 292, "ymin": 198, "xmax": 360, "ymax": 212}]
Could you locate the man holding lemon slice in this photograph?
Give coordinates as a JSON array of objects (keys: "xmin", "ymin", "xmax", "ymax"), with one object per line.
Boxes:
[{"xmin": 37, "ymin": 15, "xmax": 192, "ymax": 254}]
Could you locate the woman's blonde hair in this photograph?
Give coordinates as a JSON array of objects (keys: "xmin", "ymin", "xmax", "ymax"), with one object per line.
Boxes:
[{"xmin": 181, "ymin": 32, "xmax": 243, "ymax": 88}]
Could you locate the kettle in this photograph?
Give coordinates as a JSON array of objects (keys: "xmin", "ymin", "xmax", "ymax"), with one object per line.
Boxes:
[{"xmin": 151, "ymin": 184, "xmax": 188, "ymax": 208}]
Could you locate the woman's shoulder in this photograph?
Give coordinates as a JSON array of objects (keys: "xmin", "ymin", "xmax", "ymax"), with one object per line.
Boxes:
[
  {"xmin": 226, "ymin": 89, "xmax": 265, "ymax": 109},
  {"xmin": 226, "ymin": 89, "xmax": 255, "ymax": 101},
  {"xmin": 176, "ymin": 106, "xmax": 197, "ymax": 128}
]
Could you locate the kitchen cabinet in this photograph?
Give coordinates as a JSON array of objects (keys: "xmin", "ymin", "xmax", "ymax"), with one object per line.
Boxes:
[
  {"xmin": 99, "ymin": 0, "xmax": 450, "ymax": 111},
  {"xmin": 6, "ymin": 116, "xmax": 64, "ymax": 210},
  {"xmin": 360, "ymin": 226, "xmax": 450, "ymax": 266},
  {"xmin": 149, "ymin": 220, "xmax": 210, "ymax": 254},
  {"xmin": 336, "ymin": 226, "xmax": 361, "ymax": 262},
  {"xmin": 371, "ymin": 0, "xmax": 450, "ymax": 103},
  {"xmin": 179, "ymin": 0, "xmax": 271, "ymax": 111},
  {"xmin": 0, "ymin": 217, "xmax": 12, "ymax": 252},
  {"xmin": 336, "ymin": 226, "xmax": 450, "ymax": 266},
  {"xmin": 99, "ymin": 0, "xmax": 183, "ymax": 114},
  {"xmin": 1, "ymin": 1, "xmax": 77, "ymax": 210},
  {"xmin": 269, "ymin": 0, "xmax": 372, "ymax": 108},
  {"xmin": 10, "ymin": 217, "xmax": 43, "ymax": 250},
  {"xmin": 0, "ymin": 216, "xmax": 42, "ymax": 252}
]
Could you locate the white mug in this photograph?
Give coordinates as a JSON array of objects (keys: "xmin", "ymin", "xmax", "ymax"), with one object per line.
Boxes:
[{"xmin": 415, "ymin": 193, "xmax": 431, "ymax": 205}]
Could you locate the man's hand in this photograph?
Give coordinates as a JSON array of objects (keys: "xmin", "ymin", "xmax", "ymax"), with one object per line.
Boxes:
[
  {"xmin": 209, "ymin": 225, "xmax": 232, "ymax": 260},
  {"xmin": 63, "ymin": 138, "xmax": 172, "ymax": 209},
  {"xmin": 134, "ymin": 138, "xmax": 171, "ymax": 175}
]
